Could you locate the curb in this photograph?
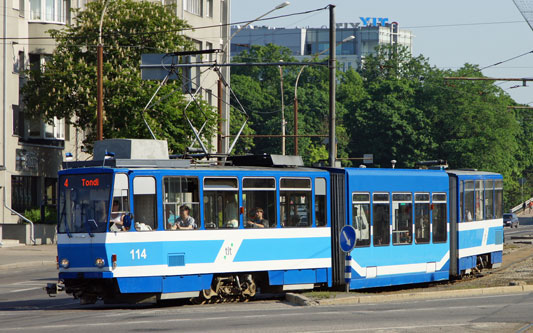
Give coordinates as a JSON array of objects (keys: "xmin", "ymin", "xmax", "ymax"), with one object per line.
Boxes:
[
  {"xmin": 0, "ymin": 260, "xmax": 56, "ymax": 271},
  {"xmin": 286, "ymin": 285, "xmax": 533, "ymax": 306},
  {"xmin": 285, "ymin": 293, "xmax": 318, "ymax": 306}
]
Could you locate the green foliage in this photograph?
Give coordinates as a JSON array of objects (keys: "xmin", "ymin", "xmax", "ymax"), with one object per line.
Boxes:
[
  {"xmin": 22, "ymin": 0, "xmax": 216, "ymax": 153},
  {"xmin": 22, "ymin": 207, "xmax": 57, "ymax": 224},
  {"xmin": 231, "ymin": 44, "xmax": 343, "ymax": 165}
]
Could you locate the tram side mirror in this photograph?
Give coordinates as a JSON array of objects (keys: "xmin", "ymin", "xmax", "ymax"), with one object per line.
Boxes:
[{"xmin": 123, "ymin": 213, "xmax": 133, "ymax": 229}]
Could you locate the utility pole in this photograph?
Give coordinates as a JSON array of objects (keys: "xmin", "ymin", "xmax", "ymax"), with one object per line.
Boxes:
[
  {"xmin": 279, "ymin": 63, "xmax": 285, "ymax": 155},
  {"xmin": 328, "ymin": 4, "xmax": 336, "ymax": 167},
  {"xmin": 97, "ymin": 0, "xmax": 109, "ymax": 142}
]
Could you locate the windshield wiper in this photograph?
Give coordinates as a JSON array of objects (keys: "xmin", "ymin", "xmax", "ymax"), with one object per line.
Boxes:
[{"xmin": 86, "ymin": 219, "xmax": 96, "ymax": 237}]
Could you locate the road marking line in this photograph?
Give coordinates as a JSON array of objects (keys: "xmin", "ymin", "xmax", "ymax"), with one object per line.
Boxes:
[{"xmin": 10, "ymin": 287, "xmax": 42, "ymax": 293}]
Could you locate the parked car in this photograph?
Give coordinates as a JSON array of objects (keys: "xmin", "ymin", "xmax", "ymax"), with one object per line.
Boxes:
[{"xmin": 503, "ymin": 213, "xmax": 519, "ymax": 228}]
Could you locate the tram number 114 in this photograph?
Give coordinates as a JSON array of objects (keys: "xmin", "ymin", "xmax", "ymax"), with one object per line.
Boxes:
[{"xmin": 130, "ymin": 249, "xmax": 147, "ymax": 260}]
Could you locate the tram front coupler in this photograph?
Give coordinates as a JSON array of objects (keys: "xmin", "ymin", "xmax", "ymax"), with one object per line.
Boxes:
[{"xmin": 44, "ymin": 281, "xmax": 65, "ymax": 297}]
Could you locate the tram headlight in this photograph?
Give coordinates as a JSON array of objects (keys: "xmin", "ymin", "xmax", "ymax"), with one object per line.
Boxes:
[
  {"xmin": 60, "ymin": 258, "xmax": 69, "ymax": 269},
  {"xmin": 95, "ymin": 258, "xmax": 105, "ymax": 268}
]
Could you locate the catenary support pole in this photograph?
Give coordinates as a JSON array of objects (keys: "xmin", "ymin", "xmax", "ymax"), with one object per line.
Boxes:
[{"xmin": 328, "ymin": 4, "xmax": 336, "ymax": 167}]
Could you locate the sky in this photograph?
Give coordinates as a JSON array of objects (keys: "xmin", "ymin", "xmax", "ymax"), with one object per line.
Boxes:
[{"xmin": 230, "ymin": 0, "xmax": 533, "ymax": 105}]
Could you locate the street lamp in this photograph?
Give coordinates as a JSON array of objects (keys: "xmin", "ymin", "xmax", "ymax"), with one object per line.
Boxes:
[
  {"xmin": 226, "ymin": 1, "xmax": 290, "ymax": 46},
  {"xmin": 219, "ymin": 1, "xmax": 290, "ymax": 154},
  {"xmin": 293, "ymin": 35, "xmax": 355, "ymax": 155}
]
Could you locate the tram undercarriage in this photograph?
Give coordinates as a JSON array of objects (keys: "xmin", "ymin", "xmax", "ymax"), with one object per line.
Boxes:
[
  {"xmin": 51, "ymin": 273, "xmax": 260, "ymax": 305},
  {"xmin": 191, "ymin": 274, "xmax": 257, "ymax": 304}
]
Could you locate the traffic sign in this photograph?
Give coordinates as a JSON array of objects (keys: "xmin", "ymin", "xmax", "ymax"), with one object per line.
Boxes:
[{"xmin": 339, "ymin": 225, "xmax": 357, "ymax": 253}]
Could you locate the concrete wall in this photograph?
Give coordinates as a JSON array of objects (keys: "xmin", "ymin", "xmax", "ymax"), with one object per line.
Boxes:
[{"xmin": 1, "ymin": 223, "xmax": 56, "ymax": 245}]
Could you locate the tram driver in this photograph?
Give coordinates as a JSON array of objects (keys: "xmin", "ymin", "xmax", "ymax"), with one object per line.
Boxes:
[{"xmin": 110, "ymin": 200, "xmax": 127, "ymax": 231}]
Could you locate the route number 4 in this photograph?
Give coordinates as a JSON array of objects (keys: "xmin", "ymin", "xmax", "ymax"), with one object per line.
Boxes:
[{"xmin": 130, "ymin": 249, "xmax": 147, "ymax": 260}]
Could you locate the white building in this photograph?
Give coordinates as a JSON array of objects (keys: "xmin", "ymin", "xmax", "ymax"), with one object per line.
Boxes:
[
  {"xmin": 231, "ymin": 19, "xmax": 413, "ymax": 71},
  {"xmin": 0, "ymin": 0, "xmax": 229, "ymax": 234}
]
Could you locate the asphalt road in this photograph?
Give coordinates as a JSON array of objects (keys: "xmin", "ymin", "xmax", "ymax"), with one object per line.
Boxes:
[
  {"xmin": 0, "ymin": 266, "xmax": 532, "ymax": 332},
  {"xmin": 504, "ymin": 217, "xmax": 533, "ymax": 242}
]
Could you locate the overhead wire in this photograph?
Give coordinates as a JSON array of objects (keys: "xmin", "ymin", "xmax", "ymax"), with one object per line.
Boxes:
[{"xmin": 480, "ymin": 49, "xmax": 533, "ymax": 70}]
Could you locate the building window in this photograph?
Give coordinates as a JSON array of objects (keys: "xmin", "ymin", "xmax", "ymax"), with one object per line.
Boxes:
[
  {"xmin": 206, "ymin": 0, "xmax": 213, "ymax": 17},
  {"xmin": 11, "ymin": 175, "xmax": 39, "ymax": 212},
  {"xmin": 206, "ymin": 41, "xmax": 213, "ymax": 61},
  {"xmin": 44, "ymin": 177, "xmax": 57, "ymax": 206},
  {"xmin": 27, "ymin": 116, "xmax": 65, "ymax": 140},
  {"xmin": 185, "ymin": 0, "xmax": 202, "ymax": 16},
  {"xmin": 30, "ymin": 0, "xmax": 65, "ymax": 22},
  {"xmin": 12, "ymin": 105, "xmax": 24, "ymax": 137},
  {"xmin": 14, "ymin": 51, "xmax": 24, "ymax": 74},
  {"xmin": 19, "ymin": 0, "xmax": 25, "ymax": 17}
]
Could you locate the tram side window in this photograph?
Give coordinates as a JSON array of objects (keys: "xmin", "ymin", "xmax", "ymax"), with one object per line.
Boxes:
[
  {"xmin": 133, "ymin": 176, "xmax": 157, "ymax": 231},
  {"xmin": 243, "ymin": 178, "xmax": 276, "ymax": 228},
  {"xmin": 415, "ymin": 193, "xmax": 430, "ymax": 244},
  {"xmin": 485, "ymin": 180, "xmax": 494, "ymax": 219},
  {"xmin": 353, "ymin": 193, "xmax": 370, "ymax": 247},
  {"xmin": 280, "ymin": 178, "xmax": 311, "ymax": 228},
  {"xmin": 494, "ymin": 180, "xmax": 503, "ymax": 218},
  {"xmin": 163, "ymin": 177, "xmax": 199, "ymax": 230},
  {"xmin": 475, "ymin": 180, "xmax": 484, "ymax": 221},
  {"xmin": 432, "ymin": 193, "xmax": 447, "ymax": 243},
  {"xmin": 203, "ymin": 178, "xmax": 239, "ymax": 229},
  {"xmin": 110, "ymin": 173, "xmax": 129, "ymax": 232},
  {"xmin": 315, "ymin": 178, "xmax": 327, "ymax": 227},
  {"xmin": 373, "ymin": 193, "xmax": 390, "ymax": 246},
  {"xmin": 392, "ymin": 193, "xmax": 412, "ymax": 245},
  {"xmin": 464, "ymin": 180, "xmax": 474, "ymax": 222}
]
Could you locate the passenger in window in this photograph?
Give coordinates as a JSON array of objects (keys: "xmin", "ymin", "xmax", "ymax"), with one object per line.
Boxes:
[
  {"xmin": 247, "ymin": 208, "xmax": 269, "ymax": 228},
  {"xmin": 166, "ymin": 206, "xmax": 177, "ymax": 230},
  {"xmin": 224, "ymin": 196, "xmax": 239, "ymax": 228},
  {"xmin": 172, "ymin": 205, "xmax": 197, "ymax": 230},
  {"xmin": 466, "ymin": 210, "xmax": 473, "ymax": 222},
  {"xmin": 287, "ymin": 205, "xmax": 301, "ymax": 227},
  {"xmin": 110, "ymin": 200, "xmax": 128, "ymax": 231}
]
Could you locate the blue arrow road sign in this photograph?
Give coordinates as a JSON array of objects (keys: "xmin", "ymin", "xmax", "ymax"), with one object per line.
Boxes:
[{"xmin": 339, "ymin": 225, "xmax": 357, "ymax": 253}]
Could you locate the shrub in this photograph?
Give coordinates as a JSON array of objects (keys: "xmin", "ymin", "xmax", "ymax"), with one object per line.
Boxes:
[{"xmin": 21, "ymin": 207, "xmax": 57, "ymax": 224}]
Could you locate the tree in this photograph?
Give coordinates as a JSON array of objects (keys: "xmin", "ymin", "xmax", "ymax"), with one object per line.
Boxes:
[
  {"xmin": 23, "ymin": 0, "xmax": 216, "ymax": 153},
  {"xmin": 231, "ymin": 44, "xmax": 345, "ymax": 165},
  {"xmin": 342, "ymin": 46, "xmax": 437, "ymax": 168}
]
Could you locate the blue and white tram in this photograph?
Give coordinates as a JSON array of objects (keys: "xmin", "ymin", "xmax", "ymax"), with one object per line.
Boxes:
[
  {"xmin": 50, "ymin": 143, "xmax": 504, "ymax": 304},
  {"xmin": 447, "ymin": 171, "xmax": 504, "ymax": 276}
]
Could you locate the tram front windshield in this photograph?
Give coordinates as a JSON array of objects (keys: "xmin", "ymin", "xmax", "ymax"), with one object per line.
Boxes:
[{"xmin": 58, "ymin": 174, "xmax": 112, "ymax": 234}]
